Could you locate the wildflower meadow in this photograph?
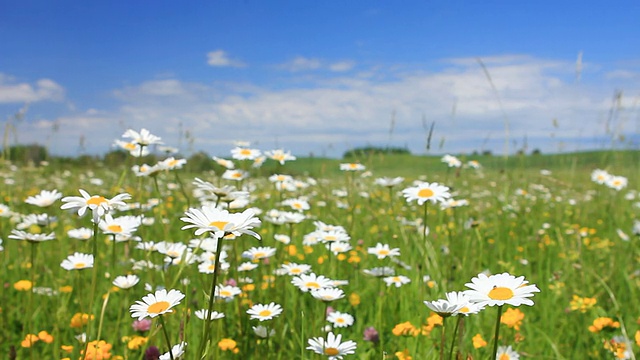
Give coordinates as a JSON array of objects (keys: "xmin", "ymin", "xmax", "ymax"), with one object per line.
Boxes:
[{"xmin": 1, "ymin": 128, "xmax": 639, "ymax": 359}]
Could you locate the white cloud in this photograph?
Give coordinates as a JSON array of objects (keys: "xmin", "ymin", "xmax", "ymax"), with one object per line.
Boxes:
[
  {"xmin": 279, "ymin": 57, "xmax": 356, "ymax": 72},
  {"xmin": 0, "ymin": 74, "xmax": 65, "ymax": 103},
  {"xmin": 206, "ymin": 50, "xmax": 245, "ymax": 67},
  {"xmin": 25, "ymin": 55, "xmax": 640, "ymax": 157}
]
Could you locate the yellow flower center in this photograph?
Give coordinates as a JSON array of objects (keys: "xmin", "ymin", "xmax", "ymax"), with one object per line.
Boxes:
[
  {"xmin": 336, "ymin": 318, "xmax": 345, "ymax": 323},
  {"xmin": 107, "ymin": 225, "xmax": 123, "ymax": 233},
  {"xmin": 349, "ymin": 163, "xmax": 358, "ymax": 168},
  {"xmin": 306, "ymin": 282, "xmax": 320, "ymax": 289},
  {"xmin": 74, "ymin": 262, "xmax": 86, "ymax": 269},
  {"xmin": 324, "ymin": 347, "xmax": 340, "ymax": 356},
  {"xmin": 231, "ymin": 172, "xmax": 242, "ymax": 178},
  {"xmin": 86, "ymin": 196, "xmax": 107, "ymax": 206},
  {"xmin": 499, "ymin": 354, "xmax": 510, "ymax": 360},
  {"xmin": 290, "ymin": 268, "xmax": 301, "ymax": 274},
  {"xmin": 324, "ymin": 235, "xmax": 337, "ymax": 241},
  {"xmin": 392, "ymin": 276, "xmax": 400, "ymax": 282},
  {"xmin": 220, "ymin": 290, "xmax": 231, "ymax": 297},
  {"xmin": 378, "ymin": 249, "xmax": 390, "ymax": 255},
  {"xmin": 459, "ymin": 306, "xmax": 469, "ymax": 313},
  {"xmin": 258, "ymin": 310, "xmax": 272, "ymax": 317},
  {"xmin": 147, "ymin": 301, "xmax": 170, "ymax": 314},
  {"xmin": 417, "ymin": 188, "xmax": 434, "ymax": 198},
  {"xmin": 293, "ymin": 203, "xmax": 302, "ymax": 209},
  {"xmin": 168, "ymin": 160, "xmax": 178, "ymax": 167},
  {"xmin": 209, "ymin": 221, "xmax": 229, "ymax": 230},
  {"xmin": 253, "ymin": 252, "xmax": 266, "ymax": 259},
  {"xmin": 488, "ymin": 286, "xmax": 514, "ymax": 300},
  {"xmin": 272, "ymin": 154, "xmax": 285, "ymax": 161},
  {"xmin": 241, "ymin": 149, "xmax": 252, "ymax": 155}
]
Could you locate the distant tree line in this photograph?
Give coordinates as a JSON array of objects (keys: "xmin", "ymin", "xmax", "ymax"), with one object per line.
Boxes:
[{"xmin": 343, "ymin": 146, "xmax": 411, "ymax": 158}]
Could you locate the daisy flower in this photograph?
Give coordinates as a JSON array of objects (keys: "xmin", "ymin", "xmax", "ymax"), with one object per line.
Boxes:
[
  {"xmin": 122, "ymin": 128, "xmax": 163, "ymax": 146},
  {"xmin": 222, "ymin": 169, "xmax": 248, "ymax": 181},
  {"xmin": 362, "ymin": 267, "xmax": 395, "ymax": 277},
  {"xmin": 495, "ymin": 345, "xmax": 519, "ymax": 360},
  {"xmin": 247, "ymin": 302, "xmax": 283, "ymax": 321},
  {"xmin": 311, "ymin": 288, "xmax": 345, "ymax": 302},
  {"xmin": 231, "ymin": 147, "xmax": 261, "ymax": 161},
  {"xmin": 307, "ymin": 332, "xmax": 357, "ymax": 359},
  {"xmin": 8, "ymin": 229, "xmax": 55, "ymax": 242},
  {"xmin": 130, "ymin": 289, "xmax": 185, "ymax": 320},
  {"xmin": 327, "ymin": 311, "xmax": 354, "ymax": 328},
  {"xmin": 99, "ymin": 214, "xmax": 141, "ymax": 237},
  {"xmin": 424, "ymin": 292, "xmax": 468, "ymax": 318},
  {"xmin": 274, "ymin": 234, "xmax": 291, "ymax": 244},
  {"xmin": 252, "ymin": 325, "xmax": 276, "ymax": 338},
  {"xmin": 25, "ymin": 189, "xmax": 62, "ymax": 207},
  {"xmin": 61, "ymin": 189, "xmax": 131, "ymax": 223},
  {"xmin": 292, "ymin": 273, "xmax": 334, "ymax": 292},
  {"xmin": 441, "ymin": 154, "xmax": 462, "ymax": 168},
  {"xmin": 281, "ymin": 263, "xmax": 312, "ymax": 276},
  {"xmin": 340, "ymin": 163, "xmax": 365, "ymax": 171},
  {"xmin": 112, "ymin": 275, "xmax": 140, "ymax": 289},
  {"xmin": 60, "ymin": 252, "xmax": 94, "ymax": 271},
  {"xmin": 159, "ymin": 341, "xmax": 187, "ymax": 360},
  {"xmin": 215, "ymin": 285, "xmax": 242, "ymax": 300},
  {"xmin": 194, "ymin": 309, "xmax": 225, "ymax": 320},
  {"xmin": 383, "ymin": 275, "xmax": 411, "ymax": 288},
  {"xmin": 591, "ymin": 169, "xmax": 610, "ymax": 184},
  {"xmin": 318, "ymin": 230, "xmax": 350, "ymax": 243},
  {"xmin": 212, "ymin": 156, "xmax": 235, "ymax": 169},
  {"xmin": 464, "ymin": 272, "xmax": 540, "ymax": 307},
  {"xmin": 446, "ymin": 291, "xmax": 485, "ymax": 316},
  {"xmin": 242, "ymin": 246, "xmax": 277, "ymax": 261},
  {"xmin": 374, "ymin": 177, "xmax": 404, "ymax": 187},
  {"xmin": 181, "ymin": 207, "xmax": 261, "ymax": 240},
  {"xmin": 199, "ymin": 260, "xmax": 231, "ymax": 274},
  {"xmin": 327, "ymin": 242, "xmax": 351, "ymax": 255},
  {"xmin": 265, "ymin": 149, "xmax": 296, "ymax": 165},
  {"xmin": 158, "ymin": 157, "xmax": 187, "ymax": 171},
  {"xmin": 606, "ymin": 175, "xmax": 628, "ymax": 191},
  {"xmin": 236, "ymin": 262, "xmax": 259, "ymax": 272},
  {"xmin": 67, "ymin": 227, "xmax": 93, "ymax": 240},
  {"xmin": 402, "ymin": 182, "xmax": 451, "ymax": 205},
  {"xmin": 367, "ymin": 243, "xmax": 400, "ymax": 259},
  {"xmin": 282, "ymin": 198, "xmax": 310, "ymax": 212},
  {"xmin": 113, "ymin": 140, "xmax": 149, "ymax": 157},
  {"xmin": 0, "ymin": 203, "xmax": 12, "ymax": 217}
]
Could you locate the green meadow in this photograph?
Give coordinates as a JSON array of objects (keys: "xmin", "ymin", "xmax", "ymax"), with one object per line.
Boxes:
[{"xmin": 0, "ymin": 147, "xmax": 638, "ymax": 359}]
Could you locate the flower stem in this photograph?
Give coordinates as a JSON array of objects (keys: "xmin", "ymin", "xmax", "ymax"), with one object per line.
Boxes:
[
  {"xmin": 491, "ymin": 306, "xmax": 504, "ymax": 360},
  {"xmin": 448, "ymin": 316, "xmax": 462, "ymax": 360},
  {"xmin": 159, "ymin": 315, "xmax": 175, "ymax": 360},
  {"xmin": 197, "ymin": 235, "xmax": 224, "ymax": 359}
]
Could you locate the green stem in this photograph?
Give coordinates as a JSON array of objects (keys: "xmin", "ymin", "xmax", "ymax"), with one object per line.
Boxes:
[
  {"xmin": 440, "ymin": 317, "xmax": 446, "ymax": 360},
  {"xmin": 159, "ymin": 315, "xmax": 175, "ymax": 360},
  {"xmin": 491, "ymin": 306, "xmax": 504, "ymax": 360},
  {"xmin": 448, "ymin": 316, "xmax": 462, "ymax": 360},
  {"xmin": 173, "ymin": 171, "xmax": 191, "ymax": 208},
  {"xmin": 197, "ymin": 235, "xmax": 225, "ymax": 359}
]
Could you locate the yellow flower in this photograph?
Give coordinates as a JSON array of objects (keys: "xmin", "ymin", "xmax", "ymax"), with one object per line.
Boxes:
[
  {"xmin": 636, "ymin": 330, "xmax": 640, "ymax": 347},
  {"xmin": 472, "ymin": 333, "xmax": 487, "ymax": 349},
  {"xmin": 38, "ymin": 330, "xmax": 54, "ymax": 343},
  {"xmin": 425, "ymin": 312, "xmax": 443, "ymax": 332},
  {"xmin": 218, "ymin": 338, "xmax": 240, "ymax": 353},
  {"xmin": 395, "ymin": 349, "xmax": 412, "ymax": 360},
  {"xmin": 61, "ymin": 345, "xmax": 74, "ymax": 353},
  {"xmin": 81, "ymin": 340, "xmax": 112, "ymax": 360},
  {"xmin": 392, "ymin": 322, "xmax": 419, "ymax": 337},
  {"xmin": 349, "ymin": 293, "xmax": 360, "ymax": 307},
  {"xmin": 14, "ymin": 280, "xmax": 33, "ymax": 291},
  {"xmin": 501, "ymin": 308, "xmax": 525, "ymax": 330},
  {"xmin": 59, "ymin": 285, "xmax": 73, "ymax": 293},
  {"xmin": 569, "ymin": 295, "xmax": 597, "ymax": 313},
  {"xmin": 588, "ymin": 317, "xmax": 620, "ymax": 333},
  {"xmin": 21, "ymin": 334, "xmax": 39, "ymax": 348},
  {"xmin": 70, "ymin": 313, "xmax": 94, "ymax": 328},
  {"xmin": 126, "ymin": 335, "xmax": 148, "ymax": 350}
]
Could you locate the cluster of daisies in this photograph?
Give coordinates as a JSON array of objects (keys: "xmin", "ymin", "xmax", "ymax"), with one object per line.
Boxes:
[{"xmin": 591, "ymin": 169, "xmax": 628, "ymax": 191}]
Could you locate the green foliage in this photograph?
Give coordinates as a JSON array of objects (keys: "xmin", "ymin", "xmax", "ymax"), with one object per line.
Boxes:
[{"xmin": 343, "ymin": 146, "xmax": 411, "ymax": 159}]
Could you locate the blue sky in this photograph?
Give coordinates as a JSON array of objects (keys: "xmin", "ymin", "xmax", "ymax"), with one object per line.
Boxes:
[{"xmin": 1, "ymin": 1, "xmax": 639, "ymax": 157}]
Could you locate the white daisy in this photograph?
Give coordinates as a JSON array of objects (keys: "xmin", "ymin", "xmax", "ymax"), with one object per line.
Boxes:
[
  {"xmin": 159, "ymin": 341, "xmax": 187, "ymax": 360},
  {"xmin": 215, "ymin": 285, "xmax": 242, "ymax": 300},
  {"xmin": 129, "ymin": 289, "xmax": 185, "ymax": 320},
  {"xmin": 241, "ymin": 246, "xmax": 277, "ymax": 261},
  {"xmin": 122, "ymin": 128, "xmax": 163, "ymax": 146},
  {"xmin": 367, "ymin": 243, "xmax": 400, "ymax": 259},
  {"xmin": 231, "ymin": 147, "xmax": 261, "ymax": 161},
  {"xmin": 247, "ymin": 302, "xmax": 283, "ymax": 321},
  {"xmin": 181, "ymin": 207, "xmax": 261, "ymax": 240},
  {"xmin": 194, "ymin": 309, "xmax": 225, "ymax": 320},
  {"xmin": 61, "ymin": 189, "xmax": 131, "ymax": 222},
  {"xmin": 374, "ymin": 177, "xmax": 404, "ymax": 187},
  {"xmin": 383, "ymin": 275, "xmax": 411, "ymax": 288},
  {"xmin": 307, "ymin": 332, "xmax": 357, "ymax": 359},
  {"xmin": 464, "ymin": 272, "xmax": 540, "ymax": 307},
  {"xmin": 60, "ymin": 252, "xmax": 94, "ymax": 271},
  {"xmin": 8, "ymin": 229, "xmax": 55, "ymax": 242},
  {"xmin": 495, "ymin": 345, "xmax": 519, "ymax": 360},
  {"xmin": 99, "ymin": 214, "xmax": 141, "ymax": 237},
  {"xmin": 292, "ymin": 273, "xmax": 334, "ymax": 292},
  {"xmin": 339, "ymin": 163, "xmax": 365, "ymax": 171},
  {"xmin": 67, "ymin": 227, "xmax": 93, "ymax": 240},
  {"xmin": 25, "ymin": 189, "xmax": 62, "ymax": 207},
  {"xmin": 281, "ymin": 263, "xmax": 312, "ymax": 276},
  {"xmin": 445, "ymin": 291, "xmax": 485, "ymax": 316},
  {"xmin": 265, "ymin": 149, "xmax": 296, "ymax": 165},
  {"xmin": 402, "ymin": 182, "xmax": 451, "ymax": 205},
  {"xmin": 112, "ymin": 275, "xmax": 140, "ymax": 289},
  {"xmin": 311, "ymin": 288, "xmax": 345, "ymax": 302},
  {"xmin": 327, "ymin": 311, "xmax": 354, "ymax": 328}
]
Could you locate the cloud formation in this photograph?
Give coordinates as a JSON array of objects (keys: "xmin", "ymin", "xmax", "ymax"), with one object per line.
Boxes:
[
  {"xmin": 279, "ymin": 56, "xmax": 356, "ymax": 72},
  {"xmin": 14, "ymin": 55, "xmax": 640, "ymax": 157},
  {"xmin": 206, "ymin": 50, "xmax": 245, "ymax": 68},
  {"xmin": 0, "ymin": 74, "xmax": 65, "ymax": 104}
]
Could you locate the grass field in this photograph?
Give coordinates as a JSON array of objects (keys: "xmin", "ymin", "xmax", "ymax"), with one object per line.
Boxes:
[{"xmin": 0, "ymin": 145, "xmax": 638, "ymax": 359}]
